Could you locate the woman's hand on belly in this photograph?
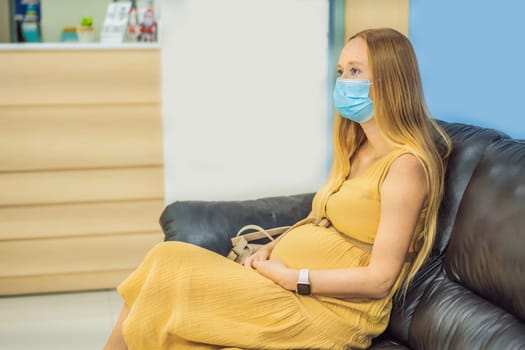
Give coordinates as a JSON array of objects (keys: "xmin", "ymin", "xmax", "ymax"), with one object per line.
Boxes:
[
  {"xmin": 253, "ymin": 259, "xmax": 297, "ymax": 291},
  {"xmin": 243, "ymin": 245, "xmax": 272, "ymax": 269}
]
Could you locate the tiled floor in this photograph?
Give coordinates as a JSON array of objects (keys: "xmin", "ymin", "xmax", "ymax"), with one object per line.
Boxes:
[{"xmin": 0, "ymin": 289, "xmax": 122, "ymax": 350}]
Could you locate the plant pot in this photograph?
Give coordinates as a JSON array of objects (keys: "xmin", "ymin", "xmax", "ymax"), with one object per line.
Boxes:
[{"xmin": 77, "ymin": 26, "xmax": 95, "ymax": 42}]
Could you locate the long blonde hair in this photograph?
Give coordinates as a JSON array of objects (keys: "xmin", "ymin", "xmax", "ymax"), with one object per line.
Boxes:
[{"xmin": 311, "ymin": 28, "xmax": 452, "ymax": 298}]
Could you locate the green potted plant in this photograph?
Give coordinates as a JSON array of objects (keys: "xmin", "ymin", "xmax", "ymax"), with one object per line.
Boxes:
[{"xmin": 77, "ymin": 16, "xmax": 95, "ymax": 42}]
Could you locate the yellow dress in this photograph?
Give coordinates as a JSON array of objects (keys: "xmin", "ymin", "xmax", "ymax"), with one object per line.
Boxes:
[{"xmin": 118, "ymin": 149, "xmax": 425, "ymax": 350}]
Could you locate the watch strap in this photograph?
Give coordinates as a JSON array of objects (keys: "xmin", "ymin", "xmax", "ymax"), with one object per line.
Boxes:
[
  {"xmin": 298, "ymin": 269, "xmax": 310, "ymax": 284},
  {"xmin": 296, "ymin": 269, "xmax": 311, "ymax": 295}
]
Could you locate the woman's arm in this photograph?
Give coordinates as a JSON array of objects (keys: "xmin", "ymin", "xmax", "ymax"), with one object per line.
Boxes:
[{"xmin": 254, "ymin": 154, "xmax": 428, "ymax": 299}]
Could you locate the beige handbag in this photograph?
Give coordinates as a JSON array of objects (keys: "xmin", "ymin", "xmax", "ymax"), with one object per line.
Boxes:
[{"xmin": 227, "ymin": 224, "xmax": 290, "ymax": 264}]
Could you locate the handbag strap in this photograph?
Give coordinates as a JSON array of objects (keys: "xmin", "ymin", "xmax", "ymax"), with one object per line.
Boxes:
[{"xmin": 234, "ymin": 224, "xmax": 290, "ymax": 242}]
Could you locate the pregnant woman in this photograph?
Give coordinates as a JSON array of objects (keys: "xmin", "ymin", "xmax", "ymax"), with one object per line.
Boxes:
[{"xmin": 103, "ymin": 27, "xmax": 451, "ymax": 350}]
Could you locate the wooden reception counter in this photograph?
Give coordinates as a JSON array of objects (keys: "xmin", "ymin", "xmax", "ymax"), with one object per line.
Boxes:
[{"xmin": 0, "ymin": 43, "xmax": 164, "ymax": 295}]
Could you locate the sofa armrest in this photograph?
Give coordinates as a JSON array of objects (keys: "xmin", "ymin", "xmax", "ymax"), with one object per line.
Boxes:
[{"xmin": 159, "ymin": 193, "xmax": 314, "ymax": 257}]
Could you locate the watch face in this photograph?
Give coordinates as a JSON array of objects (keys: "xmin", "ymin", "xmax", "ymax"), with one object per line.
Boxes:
[{"xmin": 297, "ymin": 283, "xmax": 311, "ymax": 295}]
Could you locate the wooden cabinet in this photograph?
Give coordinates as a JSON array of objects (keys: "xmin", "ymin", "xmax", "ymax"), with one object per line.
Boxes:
[
  {"xmin": 0, "ymin": 46, "xmax": 164, "ymax": 295},
  {"xmin": 344, "ymin": 0, "xmax": 409, "ymax": 39}
]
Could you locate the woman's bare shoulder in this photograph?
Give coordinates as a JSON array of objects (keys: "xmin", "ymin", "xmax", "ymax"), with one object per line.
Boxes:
[{"xmin": 383, "ymin": 152, "xmax": 427, "ymax": 197}]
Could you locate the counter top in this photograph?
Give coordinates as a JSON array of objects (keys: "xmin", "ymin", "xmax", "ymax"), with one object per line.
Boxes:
[{"xmin": 0, "ymin": 42, "xmax": 160, "ymax": 51}]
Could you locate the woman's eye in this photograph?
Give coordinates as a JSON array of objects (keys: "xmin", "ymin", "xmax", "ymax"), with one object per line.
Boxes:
[
  {"xmin": 350, "ymin": 68, "xmax": 360, "ymax": 75},
  {"xmin": 336, "ymin": 69, "xmax": 343, "ymax": 77}
]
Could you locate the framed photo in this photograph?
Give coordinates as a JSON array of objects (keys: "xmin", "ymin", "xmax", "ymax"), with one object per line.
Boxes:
[{"xmin": 100, "ymin": 1, "xmax": 132, "ymax": 44}]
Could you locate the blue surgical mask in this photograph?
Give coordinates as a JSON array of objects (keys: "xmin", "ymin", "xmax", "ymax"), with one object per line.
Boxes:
[{"xmin": 333, "ymin": 78, "xmax": 374, "ymax": 123}]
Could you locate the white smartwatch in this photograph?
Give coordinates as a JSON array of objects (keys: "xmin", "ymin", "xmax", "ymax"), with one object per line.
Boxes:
[{"xmin": 296, "ymin": 269, "xmax": 311, "ymax": 295}]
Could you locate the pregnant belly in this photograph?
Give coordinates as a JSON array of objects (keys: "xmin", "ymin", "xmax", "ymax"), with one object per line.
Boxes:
[{"xmin": 270, "ymin": 224, "xmax": 369, "ymax": 270}]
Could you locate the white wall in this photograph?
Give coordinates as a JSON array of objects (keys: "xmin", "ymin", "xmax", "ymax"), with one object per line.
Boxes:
[{"xmin": 161, "ymin": 0, "xmax": 330, "ymax": 202}]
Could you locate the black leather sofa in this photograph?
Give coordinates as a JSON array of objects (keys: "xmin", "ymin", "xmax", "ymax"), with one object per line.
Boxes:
[{"xmin": 159, "ymin": 121, "xmax": 525, "ymax": 349}]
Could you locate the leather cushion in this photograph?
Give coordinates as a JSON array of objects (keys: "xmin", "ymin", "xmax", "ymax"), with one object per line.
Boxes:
[
  {"xmin": 409, "ymin": 273, "xmax": 525, "ymax": 349},
  {"xmin": 434, "ymin": 121, "xmax": 508, "ymax": 256},
  {"xmin": 444, "ymin": 139, "xmax": 525, "ymax": 321}
]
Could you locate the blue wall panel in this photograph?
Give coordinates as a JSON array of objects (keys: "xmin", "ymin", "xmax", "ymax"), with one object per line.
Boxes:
[{"xmin": 409, "ymin": 0, "xmax": 525, "ymax": 138}]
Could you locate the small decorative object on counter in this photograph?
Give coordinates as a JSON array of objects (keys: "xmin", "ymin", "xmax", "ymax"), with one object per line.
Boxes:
[
  {"xmin": 100, "ymin": 1, "xmax": 132, "ymax": 44},
  {"xmin": 22, "ymin": 4, "xmax": 41, "ymax": 42},
  {"xmin": 60, "ymin": 26, "xmax": 78, "ymax": 42},
  {"xmin": 77, "ymin": 17, "xmax": 95, "ymax": 42},
  {"xmin": 14, "ymin": 0, "xmax": 42, "ymax": 42},
  {"xmin": 127, "ymin": 7, "xmax": 140, "ymax": 42},
  {"xmin": 139, "ymin": 8, "xmax": 157, "ymax": 42}
]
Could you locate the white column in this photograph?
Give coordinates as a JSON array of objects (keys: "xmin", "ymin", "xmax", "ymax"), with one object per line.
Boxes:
[{"xmin": 161, "ymin": 0, "xmax": 329, "ymax": 202}]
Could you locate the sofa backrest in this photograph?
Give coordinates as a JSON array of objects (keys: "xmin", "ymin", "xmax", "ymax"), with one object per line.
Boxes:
[
  {"xmin": 160, "ymin": 193, "xmax": 314, "ymax": 256},
  {"xmin": 390, "ymin": 122, "xmax": 525, "ymax": 349},
  {"xmin": 445, "ymin": 139, "xmax": 525, "ymax": 324},
  {"xmin": 388, "ymin": 121, "xmax": 509, "ymax": 342}
]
